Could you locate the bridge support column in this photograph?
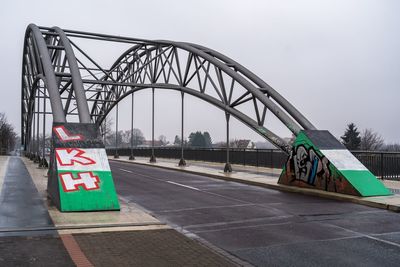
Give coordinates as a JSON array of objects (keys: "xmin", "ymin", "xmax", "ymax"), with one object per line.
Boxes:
[
  {"xmin": 39, "ymin": 89, "xmax": 48, "ymax": 168},
  {"xmin": 224, "ymin": 113, "xmax": 232, "ymax": 173},
  {"xmin": 114, "ymin": 102, "xmax": 119, "ymax": 159},
  {"xmin": 34, "ymin": 89, "xmax": 40, "ymax": 163},
  {"xmin": 30, "ymin": 104, "xmax": 36, "ymax": 161},
  {"xmin": 150, "ymin": 88, "xmax": 156, "ymax": 163},
  {"xmin": 129, "ymin": 92, "xmax": 135, "ymax": 160},
  {"xmin": 178, "ymin": 92, "xmax": 186, "ymax": 167}
]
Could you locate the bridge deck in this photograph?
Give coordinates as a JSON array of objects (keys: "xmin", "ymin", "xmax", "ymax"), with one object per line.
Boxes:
[
  {"xmin": 0, "ymin": 156, "xmax": 239, "ymax": 266},
  {"xmin": 2, "ymin": 156, "xmax": 400, "ymax": 266},
  {"xmin": 110, "ymin": 159, "xmax": 400, "ymax": 266}
]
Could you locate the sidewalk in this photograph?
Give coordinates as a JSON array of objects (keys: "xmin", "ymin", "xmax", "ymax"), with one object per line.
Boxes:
[
  {"xmin": 110, "ymin": 156, "xmax": 400, "ymax": 212},
  {"xmin": 0, "ymin": 156, "xmax": 243, "ymax": 266}
]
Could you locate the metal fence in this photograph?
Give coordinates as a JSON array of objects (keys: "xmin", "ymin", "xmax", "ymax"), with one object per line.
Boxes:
[
  {"xmin": 107, "ymin": 147, "xmax": 400, "ymax": 180},
  {"xmin": 352, "ymin": 151, "xmax": 400, "ymax": 180},
  {"xmin": 0, "ymin": 148, "xmax": 7, "ymax": 155},
  {"xmin": 107, "ymin": 147, "xmax": 287, "ymax": 168}
]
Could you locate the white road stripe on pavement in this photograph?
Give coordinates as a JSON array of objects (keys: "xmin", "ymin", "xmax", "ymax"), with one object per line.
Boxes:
[
  {"xmin": 119, "ymin": 168, "xmax": 133, "ymax": 173},
  {"xmin": 166, "ymin": 181, "xmax": 200, "ymax": 191}
]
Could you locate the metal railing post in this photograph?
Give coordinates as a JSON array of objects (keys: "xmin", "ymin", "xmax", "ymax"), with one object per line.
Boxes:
[
  {"xmin": 380, "ymin": 152, "xmax": 384, "ymax": 179},
  {"xmin": 150, "ymin": 88, "xmax": 156, "ymax": 163},
  {"xmin": 34, "ymin": 89, "xmax": 40, "ymax": 163},
  {"xmin": 129, "ymin": 92, "xmax": 135, "ymax": 160},
  {"xmin": 270, "ymin": 149, "xmax": 274, "ymax": 168},
  {"xmin": 30, "ymin": 100, "xmax": 36, "ymax": 161},
  {"xmin": 114, "ymin": 102, "xmax": 119, "ymax": 158},
  {"xmin": 256, "ymin": 149, "xmax": 259, "ymax": 167},
  {"xmin": 39, "ymin": 89, "xmax": 47, "ymax": 168},
  {"xmin": 179, "ymin": 92, "xmax": 186, "ymax": 166},
  {"xmin": 224, "ymin": 113, "xmax": 232, "ymax": 172}
]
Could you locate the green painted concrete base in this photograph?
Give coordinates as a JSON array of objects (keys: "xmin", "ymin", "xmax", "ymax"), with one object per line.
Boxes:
[
  {"xmin": 278, "ymin": 130, "xmax": 391, "ymax": 197},
  {"xmin": 58, "ymin": 170, "xmax": 120, "ymax": 212},
  {"xmin": 49, "ymin": 123, "xmax": 120, "ymax": 212},
  {"xmin": 340, "ymin": 170, "xmax": 390, "ymax": 197}
]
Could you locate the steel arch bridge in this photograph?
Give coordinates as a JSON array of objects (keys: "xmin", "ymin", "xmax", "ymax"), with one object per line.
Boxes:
[
  {"xmin": 21, "ymin": 24, "xmax": 391, "ymax": 211},
  {"xmin": 22, "ymin": 24, "xmax": 317, "ymax": 156}
]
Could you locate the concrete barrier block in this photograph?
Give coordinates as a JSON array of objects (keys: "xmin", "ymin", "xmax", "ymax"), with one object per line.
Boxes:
[
  {"xmin": 48, "ymin": 123, "xmax": 120, "ymax": 211},
  {"xmin": 278, "ymin": 130, "xmax": 391, "ymax": 197}
]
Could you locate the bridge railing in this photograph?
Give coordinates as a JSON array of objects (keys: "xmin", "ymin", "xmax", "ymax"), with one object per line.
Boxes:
[
  {"xmin": 352, "ymin": 151, "xmax": 400, "ymax": 180},
  {"xmin": 106, "ymin": 147, "xmax": 400, "ymax": 180}
]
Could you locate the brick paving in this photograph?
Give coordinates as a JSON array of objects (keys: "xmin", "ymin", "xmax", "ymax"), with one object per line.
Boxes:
[
  {"xmin": 60, "ymin": 234, "xmax": 94, "ymax": 267},
  {"xmin": 74, "ymin": 229, "xmax": 237, "ymax": 267}
]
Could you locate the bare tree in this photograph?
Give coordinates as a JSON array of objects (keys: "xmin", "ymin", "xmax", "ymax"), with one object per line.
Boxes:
[
  {"xmin": 0, "ymin": 112, "xmax": 17, "ymax": 154},
  {"xmin": 384, "ymin": 143, "xmax": 400, "ymax": 152},
  {"xmin": 105, "ymin": 128, "xmax": 145, "ymax": 148},
  {"xmin": 101, "ymin": 117, "xmax": 114, "ymax": 140},
  {"xmin": 360, "ymin": 128, "xmax": 385, "ymax": 151},
  {"xmin": 158, "ymin": 135, "xmax": 168, "ymax": 146}
]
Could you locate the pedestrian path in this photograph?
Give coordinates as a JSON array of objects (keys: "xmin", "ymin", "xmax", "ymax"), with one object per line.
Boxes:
[
  {"xmin": 0, "ymin": 156, "xmax": 242, "ymax": 266},
  {"xmin": 0, "ymin": 157, "xmax": 54, "ymax": 234},
  {"xmin": 110, "ymin": 156, "xmax": 400, "ymax": 212}
]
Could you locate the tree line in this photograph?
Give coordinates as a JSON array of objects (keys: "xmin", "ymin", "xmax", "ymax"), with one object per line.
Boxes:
[
  {"xmin": 104, "ymin": 128, "xmax": 214, "ymax": 148},
  {"xmin": 341, "ymin": 123, "xmax": 399, "ymax": 151},
  {"xmin": 104, "ymin": 122, "xmax": 400, "ymax": 152},
  {"xmin": 0, "ymin": 113, "xmax": 17, "ymax": 154}
]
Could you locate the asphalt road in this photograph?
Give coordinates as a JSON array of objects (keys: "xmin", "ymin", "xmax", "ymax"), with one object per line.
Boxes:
[{"xmin": 110, "ymin": 160, "xmax": 400, "ymax": 267}]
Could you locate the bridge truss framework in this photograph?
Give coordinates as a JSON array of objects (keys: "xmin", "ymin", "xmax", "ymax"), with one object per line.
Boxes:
[{"xmin": 21, "ymin": 24, "xmax": 316, "ymax": 168}]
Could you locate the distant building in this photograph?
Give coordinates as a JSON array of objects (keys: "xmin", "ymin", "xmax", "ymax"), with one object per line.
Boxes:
[
  {"xmin": 231, "ymin": 139, "xmax": 255, "ymax": 149},
  {"xmin": 254, "ymin": 141, "xmax": 276, "ymax": 149},
  {"xmin": 141, "ymin": 140, "xmax": 164, "ymax": 147}
]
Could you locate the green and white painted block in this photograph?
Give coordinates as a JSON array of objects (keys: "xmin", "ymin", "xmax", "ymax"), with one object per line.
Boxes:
[
  {"xmin": 279, "ymin": 130, "xmax": 391, "ymax": 197},
  {"xmin": 320, "ymin": 149, "xmax": 390, "ymax": 196},
  {"xmin": 55, "ymin": 147, "xmax": 120, "ymax": 211},
  {"xmin": 47, "ymin": 123, "xmax": 120, "ymax": 212}
]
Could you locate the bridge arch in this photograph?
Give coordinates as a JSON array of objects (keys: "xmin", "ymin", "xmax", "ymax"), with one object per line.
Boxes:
[
  {"xmin": 22, "ymin": 24, "xmax": 317, "ymax": 154},
  {"xmin": 21, "ymin": 24, "xmax": 92, "ymax": 151}
]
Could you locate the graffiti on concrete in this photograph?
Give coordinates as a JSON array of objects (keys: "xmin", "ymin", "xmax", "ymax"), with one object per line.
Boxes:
[
  {"xmin": 290, "ymin": 145, "xmax": 330, "ymax": 186},
  {"xmin": 53, "ymin": 125, "xmax": 83, "ymax": 142},
  {"xmin": 279, "ymin": 130, "xmax": 390, "ymax": 197},
  {"xmin": 55, "ymin": 148, "xmax": 96, "ymax": 166},
  {"xmin": 48, "ymin": 123, "xmax": 120, "ymax": 211},
  {"xmin": 59, "ymin": 172, "xmax": 100, "ymax": 192},
  {"xmin": 283, "ymin": 144, "xmax": 357, "ymax": 194}
]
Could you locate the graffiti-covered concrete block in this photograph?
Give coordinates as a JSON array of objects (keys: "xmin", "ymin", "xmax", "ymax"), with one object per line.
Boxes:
[
  {"xmin": 278, "ymin": 130, "xmax": 391, "ymax": 197},
  {"xmin": 48, "ymin": 123, "xmax": 120, "ymax": 211}
]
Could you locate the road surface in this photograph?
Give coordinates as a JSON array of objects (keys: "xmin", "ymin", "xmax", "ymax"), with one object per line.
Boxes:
[{"xmin": 111, "ymin": 160, "xmax": 400, "ymax": 267}]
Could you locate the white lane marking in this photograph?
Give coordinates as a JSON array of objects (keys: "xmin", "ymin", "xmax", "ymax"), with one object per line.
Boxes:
[
  {"xmin": 119, "ymin": 168, "xmax": 133, "ymax": 173},
  {"xmin": 166, "ymin": 181, "xmax": 200, "ymax": 191},
  {"xmin": 328, "ymin": 223, "xmax": 400, "ymax": 249}
]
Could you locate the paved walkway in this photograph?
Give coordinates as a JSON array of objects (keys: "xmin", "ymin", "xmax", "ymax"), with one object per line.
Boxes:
[
  {"xmin": 0, "ymin": 157, "xmax": 54, "ymax": 233},
  {"xmin": 110, "ymin": 156, "xmax": 400, "ymax": 212},
  {"xmin": 0, "ymin": 156, "xmax": 241, "ymax": 266},
  {"xmin": 2, "ymin": 154, "xmax": 400, "ymax": 266}
]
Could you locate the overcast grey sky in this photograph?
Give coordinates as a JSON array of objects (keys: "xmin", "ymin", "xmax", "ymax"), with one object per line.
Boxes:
[{"xmin": 1, "ymin": 0, "xmax": 399, "ymax": 144}]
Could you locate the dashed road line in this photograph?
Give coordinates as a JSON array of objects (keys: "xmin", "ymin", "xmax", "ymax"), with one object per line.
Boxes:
[
  {"xmin": 119, "ymin": 168, "xmax": 133, "ymax": 173},
  {"xmin": 166, "ymin": 181, "xmax": 200, "ymax": 191}
]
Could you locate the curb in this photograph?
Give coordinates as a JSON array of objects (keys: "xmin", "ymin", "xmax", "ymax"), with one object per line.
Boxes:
[{"xmin": 110, "ymin": 158, "xmax": 400, "ymax": 213}]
